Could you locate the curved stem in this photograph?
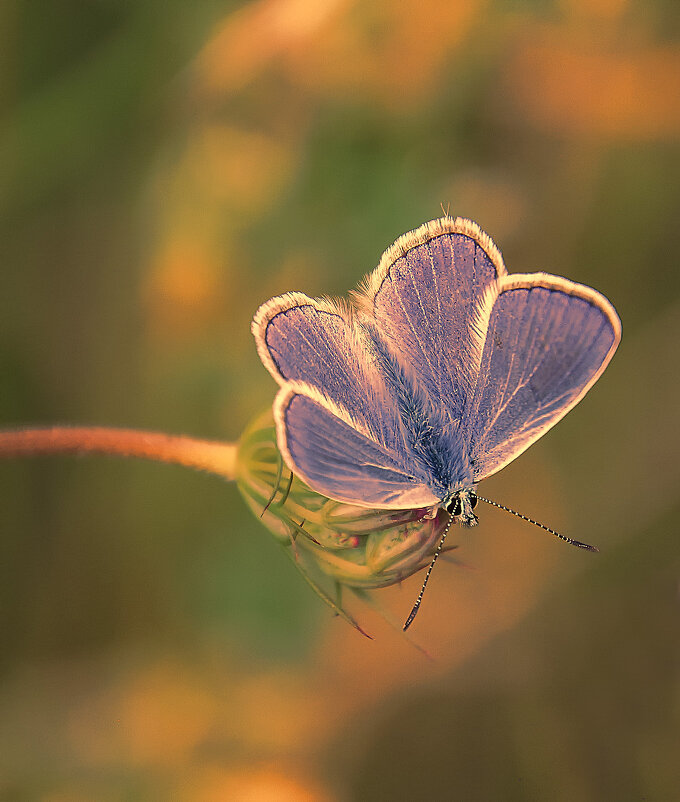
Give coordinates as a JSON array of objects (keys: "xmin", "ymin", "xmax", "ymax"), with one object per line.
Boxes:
[{"xmin": 0, "ymin": 426, "xmax": 238, "ymax": 481}]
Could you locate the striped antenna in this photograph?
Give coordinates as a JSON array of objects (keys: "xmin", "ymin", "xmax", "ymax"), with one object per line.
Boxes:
[
  {"xmin": 476, "ymin": 496, "xmax": 599, "ymax": 552},
  {"xmin": 403, "ymin": 512, "xmax": 455, "ymax": 630}
]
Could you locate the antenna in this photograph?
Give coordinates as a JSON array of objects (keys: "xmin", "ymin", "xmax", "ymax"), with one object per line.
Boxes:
[
  {"xmin": 402, "ymin": 495, "xmax": 598, "ymax": 631},
  {"xmin": 476, "ymin": 496, "xmax": 599, "ymax": 552},
  {"xmin": 403, "ymin": 512, "xmax": 455, "ymax": 630}
]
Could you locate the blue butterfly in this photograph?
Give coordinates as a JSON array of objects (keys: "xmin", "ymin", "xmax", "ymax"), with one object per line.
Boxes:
[{"xmin": 253, "ymin": 217, "xmax": 620, "ymax": 626}]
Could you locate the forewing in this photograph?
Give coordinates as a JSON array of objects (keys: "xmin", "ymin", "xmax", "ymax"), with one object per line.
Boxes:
[
  {"xmin": 465, "ymin": 274, "xmax": 621, "ymax": 480},
  {"xmin": 357, "ymin": 217, "xmax": 506, "ymax": 422},
  {"xmin": 253, "ymin": 292, "xmax": 400, "ymax": 447},
  {"xmin": 275, "ymin": 384, "xmax": 439, "ymax": 509}
]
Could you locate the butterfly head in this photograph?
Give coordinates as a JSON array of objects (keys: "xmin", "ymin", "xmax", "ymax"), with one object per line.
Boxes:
[{"xmin": 443, "ymin": 487, "xmax": 479, "ymax": 527}]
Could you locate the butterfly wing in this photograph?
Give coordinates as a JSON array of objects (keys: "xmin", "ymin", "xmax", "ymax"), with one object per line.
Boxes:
[
  {"xmin": 464, "ymin": 274, "xmax": 621, "ymax": 481},
  {"xmin": 253, "ymin": 292, "xmax": 403, "ymax": 445},
  {"xmin": 275, "ymin": 385, "xmax": 439, "ymax": 508},
  {"xmin": 253, "ymin": 219, "xmax": 621, "ymax": 504},
  {"xmin": 357, "ymin": 217, "xmax": 506, "ymax": 422},
  {"xmin": 252, "ymin": 294, "xmax": 437, "ymax": 507}
]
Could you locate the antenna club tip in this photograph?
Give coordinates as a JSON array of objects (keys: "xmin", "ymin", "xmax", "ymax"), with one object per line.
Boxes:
[
  {"xmin": 575, "ymin": 541, "xmax": 600, "ymax": 553},
  {"xmin": 403, "ymin": 608, "xmax": 418, "ymax": 630}
]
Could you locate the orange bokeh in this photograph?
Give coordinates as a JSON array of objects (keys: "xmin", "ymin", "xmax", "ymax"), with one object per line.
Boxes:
[
  {"xmin": 2, "ymin": 0, "xmax": 677, "ymax": 797},
  {"xmin": 143, "ymin": 236, "xmax": 226, "ymax": 339},
  {"xmin": 197, "ymin": 0, "xmax": 485, "ymax": 108},
  {"xmin": 507, "ymin": 30, "xmax": 680, "ymax": 140}
]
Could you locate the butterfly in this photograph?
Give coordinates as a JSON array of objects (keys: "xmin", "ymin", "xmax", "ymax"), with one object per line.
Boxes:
[{"xmin": 252, "ymin": 217, "xmax": 621, "ymax": 627}]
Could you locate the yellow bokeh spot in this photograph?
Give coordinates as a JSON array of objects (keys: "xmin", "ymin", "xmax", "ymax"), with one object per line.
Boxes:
[
  {"xmin": 116, "ymin": 662, "xmax": 215, "ymax": 765},
  {"xmin": 189, "ymin": 764, "xmax": 334, "ymax": 802},
  {"xmin": 144, "ymin": 236, "xmax": 225, "ymax": 338},
  {"xmin": 192, "ymin": 124, "xmax": 294, "ymax": 213}
]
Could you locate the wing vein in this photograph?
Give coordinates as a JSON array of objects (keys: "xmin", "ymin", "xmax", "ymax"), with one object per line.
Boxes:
[{"xmin": 392, "ymin": 271, "xmax": 439, "ymax": 384}]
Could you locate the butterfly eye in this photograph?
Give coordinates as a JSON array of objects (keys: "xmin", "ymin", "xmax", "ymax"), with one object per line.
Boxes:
[
  {"xmin": 446, "ymin": 496, "xmax": 462, "ymax": 516},
  {"xmin": 470, "ymin": 492, "xmax": 478, "ymax": 509}
]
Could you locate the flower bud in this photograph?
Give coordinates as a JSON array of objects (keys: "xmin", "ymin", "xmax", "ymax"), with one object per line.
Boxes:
[{"xmin": 236, "ymin": 410, "xmax": 450, "ymax": 594}]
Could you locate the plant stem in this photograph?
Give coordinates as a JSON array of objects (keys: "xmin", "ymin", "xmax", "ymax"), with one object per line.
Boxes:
[{"xmin": 0, "ymin": 426, "xmax": 238, "ymax": 480}]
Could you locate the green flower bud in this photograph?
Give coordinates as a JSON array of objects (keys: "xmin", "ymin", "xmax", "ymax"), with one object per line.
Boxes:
[{"xmin": 236, "ymin": 410, "xmax": 453, "ymax": 623}]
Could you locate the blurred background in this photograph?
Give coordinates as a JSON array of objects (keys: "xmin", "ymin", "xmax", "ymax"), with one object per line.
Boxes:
[{"xmin": 1, "ymin": 0, "xmax": 679, "ymax": 799}]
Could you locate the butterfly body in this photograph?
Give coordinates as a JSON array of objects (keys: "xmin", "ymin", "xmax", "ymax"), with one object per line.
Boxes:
[
  {"xmin": 363, "ymin": 322, "xmax": 475, "ymax": 501},
  {"xmin": 253, "ymin": 217, "xmax": 620, "ymax": 525}
]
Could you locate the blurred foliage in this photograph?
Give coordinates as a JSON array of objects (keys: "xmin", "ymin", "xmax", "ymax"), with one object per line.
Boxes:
[{"xmin": 0, "ymin": 0, "xmax": 679, "ymax": 799}]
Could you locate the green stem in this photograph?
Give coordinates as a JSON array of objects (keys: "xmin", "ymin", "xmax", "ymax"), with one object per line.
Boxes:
[{"xmin": 0, "ymin": 426, "xmax": 238, "ymax": 480}]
